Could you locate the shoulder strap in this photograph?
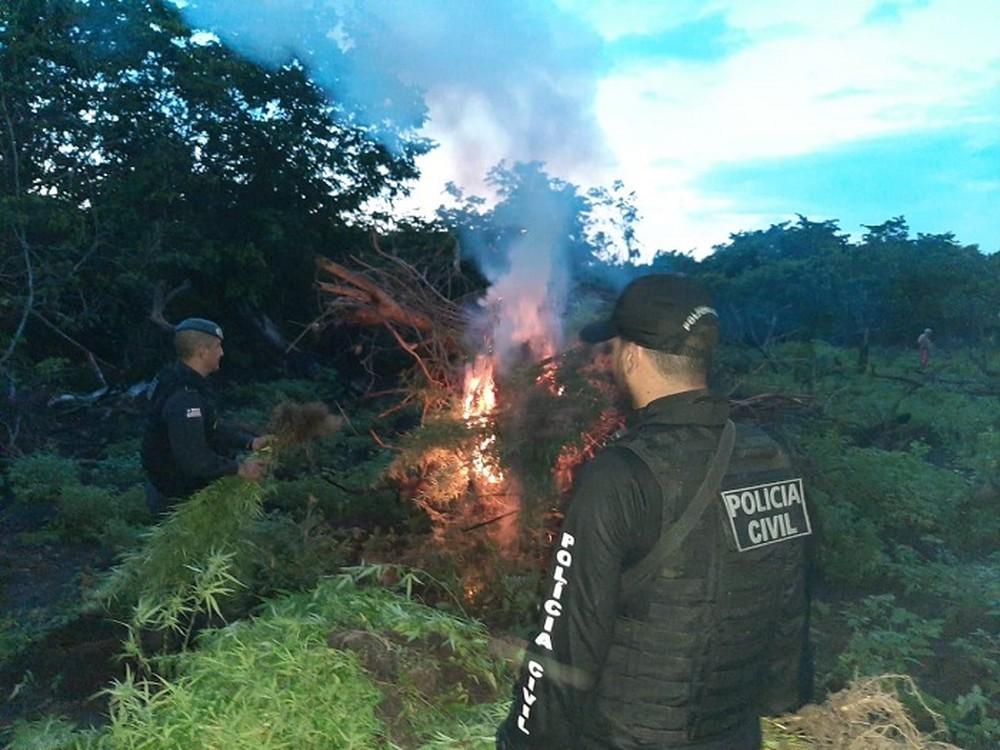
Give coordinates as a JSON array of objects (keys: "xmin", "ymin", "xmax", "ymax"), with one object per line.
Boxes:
[{"xmin": 619, "ymin": 419, "xmax": 736, "ymax": 601}]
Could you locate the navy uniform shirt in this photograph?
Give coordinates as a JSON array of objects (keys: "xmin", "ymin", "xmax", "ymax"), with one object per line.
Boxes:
[{"xmin": 141, "ymin": 362, "xmax": 255, "ymax": 499}]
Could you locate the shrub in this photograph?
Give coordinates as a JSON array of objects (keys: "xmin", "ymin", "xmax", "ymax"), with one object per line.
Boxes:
[
  {"xmin": 54, "ymin": 485, "xmax": 116, "ymax": 538},
  {"xmin": 8, "ymin": 453, "xmax": 81, "ymax": 505},
  {"xmin": 88, "ymin": 452, "xmax": 143, "ymax": 490},
  {"xmin": 837, "ymin": 594, "xmax": 943, "ymax": 679},
  {"xmin": 240, "ymin": 510, "xmax": 348, "ymax": 598},
  {"xmin": 267, "ymin": 474, "xmax": 406, "ymax": 528},
  {"xmin": 6, "ymin": 716, "xmax": 102, "ymax": 750}
]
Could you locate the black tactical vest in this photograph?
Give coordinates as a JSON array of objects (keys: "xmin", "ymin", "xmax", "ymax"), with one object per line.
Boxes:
[
  {"xmin": 588, "ymin": 421, "xmax": 808, "ymax": 748},
  {"xmin": 141, "ymin": 361, "xmax": 221, "ymax": 497}
]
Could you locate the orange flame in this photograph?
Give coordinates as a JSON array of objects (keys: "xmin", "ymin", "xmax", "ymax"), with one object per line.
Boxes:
[
  {"xmin": 462, "ymin": 355, "xmax": 504, "ymax": 485},
  {"xmin": 553, "ymin": 408, "xmax": 626, "ymax": 494},
  {"xmin": 536, "ymin": 359, "xmax": 566, "ymax": 396}
]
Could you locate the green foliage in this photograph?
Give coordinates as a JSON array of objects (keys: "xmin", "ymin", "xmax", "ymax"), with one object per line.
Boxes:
[
  {"xmin": 0, "ymin": 0, "xmax": 427, "ymax": 387},
  {"xmin": 266, "ymin": 473, "xmax": 405, "ymax": 528},
  {"xmin": 52, "ymin": 484, "xmax": 116, "ymax": 538},
  {"xmin": 798, "ymin": 432, "xmax": 969, "ymax": 587},
  {"xmin": 79, "ymin": 577, "xmax": 507, "ymax": 749},
  {"xmin": 7, "ymin": 451, "xmax": 148, "ymax": 546},
  {"xmin": 837, "ymin": 595, "xmax": 944, "ymax": 678},
  {"xmin": 696, "ymin": 215, "xmax": 998, "ymax": 346},
  {"xmin": 87, "ymin": 450, "xmax": 144, "ymax": 490},
  {"xmin": 9, "ymin": 453, "xmax": 81, "ymax": 505},
  {"xmin": 95, "ymin": 477, "xmax": 265, "ymax": 612},
  {"xmin": 241, "ymin": 509, "xmax": 348, "ymax": 597},
  {"xmin": 0, "ymin": 597, "xmax": 83, "ymax": 673},
  {"xmin": 6, "ymin": 716, "xmax": 102, "ymax": 750},
  {"xmin": 942, "ymin": 630, "xmax": 1000, "ymax": 747}
]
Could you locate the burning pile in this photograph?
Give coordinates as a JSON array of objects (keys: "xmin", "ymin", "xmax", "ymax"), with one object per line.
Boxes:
[{"xmin": 315, "ymin": 240, "xmax": 625, "ymax": 603}]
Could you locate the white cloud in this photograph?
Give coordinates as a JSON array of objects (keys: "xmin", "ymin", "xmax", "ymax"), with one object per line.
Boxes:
[
  {"xmin": 588, "ymin": 0, "xmax": 1000, "ymax": 255},
  {"xmin": 553, "ymin": 0, "xmax": 709, "ymax": 41},
  {"xmin": 401, "ymin": 0, "xmax": 1000, "ymax": 258}
]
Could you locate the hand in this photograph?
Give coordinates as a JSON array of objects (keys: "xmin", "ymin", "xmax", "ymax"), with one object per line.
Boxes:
[
  {"xmin": 237, "ymin": 458, "xmax": 266, "ymax": 482},
  {"xmin": 251, "ymin": 434, "xmax": 275, "ymax": 452}
]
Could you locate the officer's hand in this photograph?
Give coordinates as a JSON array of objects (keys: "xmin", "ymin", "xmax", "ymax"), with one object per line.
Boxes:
[
  {"xmin": 251, "ymin": 434, "xmax": 275, "ymax": 452},
  {"xmin": 238, "ymin": 458, "xmax": 266, "ymax": 482}
]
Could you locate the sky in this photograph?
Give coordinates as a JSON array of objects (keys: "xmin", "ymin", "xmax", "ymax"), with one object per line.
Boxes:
[{"xmin": 181, "ymin": 0, "xmax": 1000, "ymax": 259}]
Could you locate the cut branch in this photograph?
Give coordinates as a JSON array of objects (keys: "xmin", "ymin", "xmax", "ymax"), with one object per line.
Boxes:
[
  {"xmin": 316, "ymin": 258, "xmax": 434, "ymax": 332},
  {"xmin": 30, "ymin": 311, "xmax": 117, "ymax": 371},
  {"xmin": 0, "ymin": 227, "xmax": 34, "ymax": 368},
  {"xmin": 315, "ymin": 241, "xmax": 474, "ymax": 416},
  {"xmin": 150, "ymin": 279, "xmax": 192, "ymax": 332}
]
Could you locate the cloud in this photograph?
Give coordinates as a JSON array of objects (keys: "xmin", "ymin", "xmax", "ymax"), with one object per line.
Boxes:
[
  {"xmin": 180, "ymin": 0, "xmax": 1000, "ymax": 257},
  {"xmin": 699, "ymin": 130, "xmax": 1000, "ymax": 247},
  {"xmin": 590, "ymin": 0, "xmax": 1000, "ymax": 254},
  {"xmin": 178, "ymin": 0, "xmax": 609, "ymax": 175}
]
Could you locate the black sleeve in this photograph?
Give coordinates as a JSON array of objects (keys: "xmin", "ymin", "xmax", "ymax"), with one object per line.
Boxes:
[
  {"xmin": 497, "ymin": 450, "xmax": 646, "ymax": 749},
  {"xmin": 760, "ymin": 556, "xmax": 814, "ymax": 713},
  {"xmin": 212, "ymin": 420, "xmax": 256, "ymax": 454},
  {"xmin": 163, "ymin": 390, "xmax": 240, "ymax": 482}
]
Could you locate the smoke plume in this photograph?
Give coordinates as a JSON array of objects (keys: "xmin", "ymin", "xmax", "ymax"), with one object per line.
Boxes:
[{"xmin": 179, "ymin": 0, "xmax": 612, "ymax": 364}]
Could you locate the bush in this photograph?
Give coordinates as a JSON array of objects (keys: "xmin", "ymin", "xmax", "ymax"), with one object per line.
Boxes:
[
  {"xmin": 795, "ymin": 431, "xmax": 970, "ymax": 587},
  {"xmin": 54, "ymin": 484, "xmax": 115, "ymax": 538},
  {"xmin": 88, "ymin": 451, "xmax": 143, "ymax": 490},
  {"xmin": 8, "ymin": 453, "xmax": 81, "ymax": 505},
  {"xmin": 837, "ymin": 594, "xmax": 943, "ymax": 678},
  {"xmin": 240, "ymin": 510, "xmax": 348, "ymax": 597},
  {"xmin": 267, "ymin": 473, "xmax": 406, "ymax": 528},
  {"xmin": 6, "ymin": 716, "xmax": 102, "ymax": 750}
]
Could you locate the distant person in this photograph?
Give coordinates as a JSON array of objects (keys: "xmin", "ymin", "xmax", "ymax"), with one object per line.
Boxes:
[
  {"xmin": 496, "ymin": 275, "xmax": 812, "ymax": 750},
  {"xmin": 917, "ymin": 328, "xmax": 933, "ymax": 371},
  {"xmin": 141, "ymin": 318, "xmax": 270, "ymax": 517}
]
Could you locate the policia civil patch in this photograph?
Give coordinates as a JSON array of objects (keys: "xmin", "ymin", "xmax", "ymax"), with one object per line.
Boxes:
[{"xmin": 721, "ymin": 479, "xmax": 811, "ymax": 551}]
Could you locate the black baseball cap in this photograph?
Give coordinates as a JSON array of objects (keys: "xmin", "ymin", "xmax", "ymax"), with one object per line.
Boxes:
[
  {"xmin": 175, "ymin": 318, "xmax": 224, "ymax": 340},
  {"xmin": 579, "ymin": 274, "xmax": 719, "ymax": 353}
]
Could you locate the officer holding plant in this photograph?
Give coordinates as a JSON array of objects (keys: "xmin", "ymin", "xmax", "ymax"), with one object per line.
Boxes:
[{"xmin": 141, "ymin": 318, "xmax": 270, "ymax": 517}]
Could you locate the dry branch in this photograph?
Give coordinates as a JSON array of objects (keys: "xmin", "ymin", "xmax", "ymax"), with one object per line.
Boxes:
[
  {"xmin": 777, "ymin": 674, "xmax": 960, "ymax": 749},
  {"xmin": 316, "ymin": 258, "xmax": 435, "ymax": 332},
  {"xmin": 150, "ymin": 279, "xmax": 192, "ymax": 332},
  {"xmin": 315, "ymin": 237, "xmax": 473, "ymax": 413}
]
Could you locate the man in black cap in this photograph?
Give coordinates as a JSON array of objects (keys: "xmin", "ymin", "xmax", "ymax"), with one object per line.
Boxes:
[
  {"xmin": 497, "ymin": 274, "xmax": 812, "ymax": 750},
  {"xmin": 142, "ymin": 318, "xmax": 269, "ymax": 517}
]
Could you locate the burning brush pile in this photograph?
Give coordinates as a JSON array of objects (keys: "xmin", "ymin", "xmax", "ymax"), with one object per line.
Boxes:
[{"xmin": 315, "ymin": 238, "xmax": 624, "ymax": 605}]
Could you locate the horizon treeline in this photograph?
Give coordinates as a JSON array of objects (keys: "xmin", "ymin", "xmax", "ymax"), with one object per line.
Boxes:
[{"xmin": 2, "ymin": 0, "xmax": 998, "ymax": 386}]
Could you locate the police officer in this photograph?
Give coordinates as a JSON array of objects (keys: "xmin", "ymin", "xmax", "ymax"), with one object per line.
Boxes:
[
  {"xmin": 141, "ymin": 318, "xmax": 270, "ymax": 517},
  {"xmin": 497, "ymin": 275, "xmax": 812, "ymax": 750}
]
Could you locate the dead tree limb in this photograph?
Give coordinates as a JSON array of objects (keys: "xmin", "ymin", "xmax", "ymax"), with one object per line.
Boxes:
[
  {"xmin": 315, "ymin": 242, "xmax": 474, "ymax": 416},
  {"xmin": 0, "ymin": 227, "xmax": 33, "ymax": 368},
  {"xmin": 150, "ymin": 279, "xmax": 192, "ymax": 332},
  {"xmin": 29, "ymin": 311, "xmax": 117, "ymax": 371},
  {"xmin": 0, "ymin": 76, "xmax": 33, "ymax": 369}
]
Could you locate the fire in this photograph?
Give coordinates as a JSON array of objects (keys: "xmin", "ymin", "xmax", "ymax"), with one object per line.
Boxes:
[
  {"xmin": 536, "ymin": 358, "xmax": 566, "ymax": 396},
  {"xmin": 553, "ymin": 408, "xmax": 626, "ymax": 494},
  {"xmin": 461, "ymin": 354, "xmax": 504, "ymax": 485},
  {"xmin": 462, "ymin": 354, "xmax": 497, "ymax": 420}
]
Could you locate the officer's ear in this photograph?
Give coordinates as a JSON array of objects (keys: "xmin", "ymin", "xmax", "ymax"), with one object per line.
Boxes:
[{"xmin": 621, "ymin": 340, "xmax": 641, "ymax": 374}]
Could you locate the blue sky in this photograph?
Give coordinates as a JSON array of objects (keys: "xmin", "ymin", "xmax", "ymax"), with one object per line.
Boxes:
[
  {"xmin": 404, "ymin": 0, "xmax": 1000, "ymax": 256},
  {"xmin": 181, "ymin": 0, "xmax": 1000, "ymax": 257}
]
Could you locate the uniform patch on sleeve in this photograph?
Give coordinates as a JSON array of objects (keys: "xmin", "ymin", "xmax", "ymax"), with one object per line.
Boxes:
[
  {"xmin": 721, "ymin": 479, "xmax": 811, "ymax": 551},
  {"xmin": 185, "ymin": 407, "xmax": 202, "ymax": 419}
]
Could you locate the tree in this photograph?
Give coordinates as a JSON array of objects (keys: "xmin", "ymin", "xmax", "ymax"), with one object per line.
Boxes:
[{"xmin": 0, "ymin": 0, "xmax": 430, "ymax": 376}]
